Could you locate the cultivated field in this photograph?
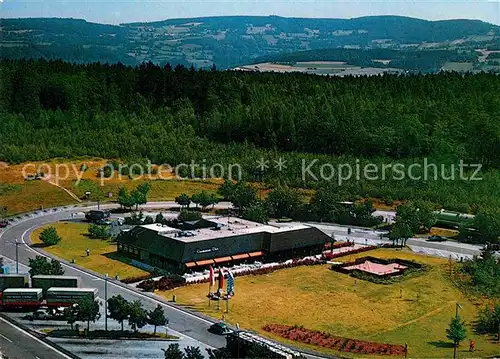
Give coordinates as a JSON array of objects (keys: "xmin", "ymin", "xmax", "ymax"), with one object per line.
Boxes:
[
  {"xmin": 31, "ymin": 222, "xmax": 148, "ymax": 280},
  {"xmin": 441, "ymin": 61, "xmax": 474, "ymax": 72},
  {"xmin": 160, "ymin": 249, "xmax": 499, "ymax": 358}
]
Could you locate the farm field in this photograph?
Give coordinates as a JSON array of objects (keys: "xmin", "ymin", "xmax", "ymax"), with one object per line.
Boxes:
[
  {"xmin": 31, "ymin": 222, "xmax": 148, "ymax": 280},
  {"xmin": 160, "ymin": 249, "xmax": 499, "ymax": 358},
  {"xmin": 441, "ymin": 61, "xmax": 474, "ymax": 72}
]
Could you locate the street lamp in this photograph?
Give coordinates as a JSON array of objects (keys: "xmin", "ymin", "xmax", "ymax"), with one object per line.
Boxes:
[
  {"xmin": 5, "ymin": 240, "xmax": 21, "ymax": 273},
  {"xmin": 453, "ymin": 303, "xmax": 463, "ymax": 359},
  {"xmin": 104, "ymin": 273, "xmax": 108, "ymax": 331},
  {"xmin": 93, "ymin": 273, "xmax": 109, "ymax": 331}
]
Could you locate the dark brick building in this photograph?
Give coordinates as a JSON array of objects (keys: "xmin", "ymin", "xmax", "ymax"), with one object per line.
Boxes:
[{"xmin": 116, "ymin": 217, "xmax": 329, "ymax": 273}]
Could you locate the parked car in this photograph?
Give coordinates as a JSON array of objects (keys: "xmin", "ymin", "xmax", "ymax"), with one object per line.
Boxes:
[
  {"xmin": 209, "ymin": 322, "xmax": 233, "ymax": 335},
  {"xmin": 427, "ymin": 235, "xmax": 447, "ymax": 242},
  {"xmin": 0, "ymin": 221, "xmax": 8, "ymax": 228},
  {"xmin": 33, "ymin": 308, "xmax": 51, "ymax": 320}
]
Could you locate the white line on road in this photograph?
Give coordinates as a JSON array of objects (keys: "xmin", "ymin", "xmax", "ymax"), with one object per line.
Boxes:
[
  {"xmin": 0, "ymin": 317, "xmax": 72, "ymax": 359},
  {"xmin": 0, "ymin": 333, "xmax": 13, "ymax": 343}
]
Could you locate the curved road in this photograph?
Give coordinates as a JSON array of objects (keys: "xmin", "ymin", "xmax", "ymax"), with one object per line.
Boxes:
[
  {"xmin": 0, "ymin": 204, "xmax": 328, "ymax": 359},
  {"xmin": 0, "ymin": 202, "xmax": 483, "ymax": 359}
]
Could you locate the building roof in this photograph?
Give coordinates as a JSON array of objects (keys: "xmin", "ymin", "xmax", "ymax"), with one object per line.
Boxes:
[
  {"xmin": 138, "ymin": 217, "xmax": 310, "ymax": 244},
  {"xmin": 31, "ymin": 275, "xmax": 80, "ymax": 280},
  {"xmin": 46, "ymin": 287, "xmax": 98, "ymax": 293},
  {"xmin": 3, "ymin": 288, "xmax": 42, "ymax": 293}
]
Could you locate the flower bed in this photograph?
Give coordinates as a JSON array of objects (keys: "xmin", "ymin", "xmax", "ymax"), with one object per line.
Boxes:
[
  {"xmin": 137, "ymin": 274, "xmax": 186, "ymax": 291},
  {"xmin": 121, "ymin": 273, "xmax": 155, "ymax": 284},
  {"xmin": 324, "ymin": 241, "xmax": 354, "ymax": 250},
  {"xmin": 263, "ymin": 324, "xmax": 407, "ymax": 356},
  {"xmin": 136, "ymin": 257, "xmax": 325, "ymax": 291}
]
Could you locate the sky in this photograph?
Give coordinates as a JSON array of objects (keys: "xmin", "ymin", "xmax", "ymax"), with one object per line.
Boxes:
[{"xmin": 1, "ymin": 0, "xmax": 499, "ymax": 25}]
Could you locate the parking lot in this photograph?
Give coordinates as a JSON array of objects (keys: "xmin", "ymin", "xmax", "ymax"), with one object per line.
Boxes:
[{"xmin": 3, "ymin": 309, "xmax": 213, "ymax": 359}]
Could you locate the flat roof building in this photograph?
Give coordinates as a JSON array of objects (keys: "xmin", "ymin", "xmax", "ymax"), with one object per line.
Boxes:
[{"xmin": 116, "ymin": 217, "xmax": 329, "ymax": 273}]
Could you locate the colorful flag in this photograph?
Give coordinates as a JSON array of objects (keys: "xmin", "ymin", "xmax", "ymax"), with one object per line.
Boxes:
[
  {"xmin": 209, "ymin": 266, "xmax": 215, "ymax": 287},
  {"xmin": 227, "ymin": 270, "xmax": 235, "ymax": 295},
  {"xmin": 218, "ymin": 268, "xmax": 225, "ymax": 290}
]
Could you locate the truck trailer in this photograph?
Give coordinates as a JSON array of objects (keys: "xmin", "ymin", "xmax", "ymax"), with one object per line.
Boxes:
[
  {"xmin": 0, "ymin": 274, "xmax": 29, "ymax": 291},
  {"xmin": 1, "ymin": 288, "xmax": 43, "ymax": 308},
  {"xmin": 31, "ymin": 275, "xmax": 80, "ymax": 295},
  {"xmin": 46, "ymin": 287, "xmax": 98, "ymax": 307}
]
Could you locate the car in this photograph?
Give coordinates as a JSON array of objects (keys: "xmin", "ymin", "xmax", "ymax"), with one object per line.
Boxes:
[
  {"xmin": 33, "ymin": 308, "xmax": 51, "ymax": 320},
  {"xmin": 96, "ymin": 219, "xmax": 112, "ymax": 225},
  {"xmin": 208, "ymin": 322, "xmax": 233, "ymax": 335},
  {"xmin": 427, "ymin": 235, "xmax": 447, "ymax": 242},
  {"xmin": 0, "ymin": 221, "xmax": 8, "ymax": 228}
]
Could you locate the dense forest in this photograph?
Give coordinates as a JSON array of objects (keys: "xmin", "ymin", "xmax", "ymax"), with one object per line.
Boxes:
[{"xmin": 1, "ymin": 59, "xmax": 500, "ymax": 212}]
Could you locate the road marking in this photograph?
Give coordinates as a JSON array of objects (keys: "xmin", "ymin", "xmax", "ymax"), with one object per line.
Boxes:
[
  {"xmin": 0, "ymin": 317, "xmax": 72, "ymax": 358},
  {"xmin": 0, "ymin": 334, "xmax": 13, "ymax": 343}
]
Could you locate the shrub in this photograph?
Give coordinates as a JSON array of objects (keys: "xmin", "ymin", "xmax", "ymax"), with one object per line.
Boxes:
[
  {"xmin": 121, "ymin": 274, "xmax": 154, "ymax": 284},
  {"xmin": 88, "ymin": 223, "xmax": 111, "ymax": 240},
  {"xmin": 39, "ymin": 226, "xmax": 62, "ymax": 246}
]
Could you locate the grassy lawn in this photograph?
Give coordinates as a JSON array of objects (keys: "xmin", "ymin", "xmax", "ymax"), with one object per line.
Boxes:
[
  {"xmin": 159, "ymin": 249, "xmax": 499, "ymax": 358},
  {"xmin": 0, "ymin": 181, "xmax": 78, "ymax": 216},
  {"xmin": 31, "ymin": 222, "xmax": 148, "ymax": 280},
  {"xmin": 61, "ymin": 178, "xmax": 221, "ymax": 203}
]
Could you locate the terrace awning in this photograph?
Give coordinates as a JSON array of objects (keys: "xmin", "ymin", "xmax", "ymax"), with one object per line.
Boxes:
[
  {"xmin": 248, "ymin": 251, "xmax": 264, "ymax": 258},
  {"xmin": 231, "ymin": 253, "xmax": 250, "ymax": 260},
  {"xmin": 185, "ymin": 262, "xmax": 197, "ymax": 268},
  {"xmin": 196, "ymin": 259, "xmax": 216, "ymax": 266}
]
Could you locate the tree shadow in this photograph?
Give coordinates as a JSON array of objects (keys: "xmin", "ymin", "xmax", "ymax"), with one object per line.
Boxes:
[
  {"xmin": 428, "ymin": 341, "xmax": 455, "ymax": 348},
  {"xmin": 102, "ymin": 251, "xmax": 130, "ymax": 264}
]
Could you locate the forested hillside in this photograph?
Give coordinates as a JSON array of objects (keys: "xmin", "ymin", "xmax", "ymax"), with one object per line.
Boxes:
[
  {"xmin": 1, "ymin": 16, "xmax": 498, "ymax": 69},
  {"xmin": 1, "ymin": 59, "xmax": 500, "ymax": 212}
]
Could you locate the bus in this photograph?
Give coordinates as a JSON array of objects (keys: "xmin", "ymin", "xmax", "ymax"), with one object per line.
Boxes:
[
  {"xmin": 1, "ymin": 288, "xmax": 43, "ymax": 308},
  {"xmin": 46, "ymin": 287, "xmax": 99, "ymax": 307}
]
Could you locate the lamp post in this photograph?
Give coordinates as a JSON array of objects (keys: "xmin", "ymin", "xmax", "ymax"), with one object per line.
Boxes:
[
  {"xmin": 93, "ymin": 273, "xmax": 109, "ymax": 331},
  {"xmin": 5, "ymin": 240, "xmax": 21, "ymax": 273},
  {"xmin": 15, "ymin": 240, "xmax": 19, "ymax": 274},
  {"xmin": 104, "ymin": 273, "xmax": 108, "ymax": 331}
]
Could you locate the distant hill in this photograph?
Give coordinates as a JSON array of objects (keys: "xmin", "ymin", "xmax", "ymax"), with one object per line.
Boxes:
[{"xmin": 1, "ymin": 15, "xmax": 499, "ymax": 68}]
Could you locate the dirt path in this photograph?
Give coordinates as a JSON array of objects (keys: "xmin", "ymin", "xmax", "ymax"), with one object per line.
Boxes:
[
  {"xmin": 370, "ymin": 301, "xmax": 455, "ymax": 336},
  {"xmin": 42, "ymin": 177, "xmax": 82, "ymax": 202}
]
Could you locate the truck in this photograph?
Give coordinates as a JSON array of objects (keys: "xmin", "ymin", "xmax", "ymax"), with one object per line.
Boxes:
[
  {"xmin": 31, "ymin": 275, "xmax": 80, "ymax": 296},
  {"xmin": 1, "ymin": 288, "xmax": 43, "ymax": 308},
  {"xmin": 46, "ymin": 287, "xmax": 98, "ymax": 307},
  {"xmin": 85, "ymin": 210, "xmax": 111, "ymax": 223},
  {"xmin": 0, "ymin": 274, "xmax": 29, "ymax": 291}
]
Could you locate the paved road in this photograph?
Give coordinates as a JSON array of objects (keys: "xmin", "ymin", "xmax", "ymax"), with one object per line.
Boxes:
[
  {"xmin": 274, "ymin": 221, "xmax": 485, "ymax": 259},
  {"xmin": 0, "ymin": 209, "xmax": 226, "ymax": 350},
  {"xmin": 0, "ymin": 316, "xmax": 72, "ymax": 359},
  {"xmin": 0, "ymin": 205, "xmax": 328, "ymax": 359}
]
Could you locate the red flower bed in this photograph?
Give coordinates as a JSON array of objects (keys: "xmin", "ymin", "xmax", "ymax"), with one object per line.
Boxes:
[
  {"xmin": 136, "ymin": 275, "xmax": 186, "ymax": 291},
  {"xmin": 321, "ymin": 245, "xmax": 378, "ymax": 260},
  {"xmin": 324, "ymin": 241, "xmax": 354, "ymax": 250},
  {"xmin": 263, "ymin": 324, "xmax": 406, "ymax": 356}
]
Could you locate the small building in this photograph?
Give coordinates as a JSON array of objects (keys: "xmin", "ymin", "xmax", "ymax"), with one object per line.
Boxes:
[{"xmin": 116, "ymin": 217, "xmax": 329, "ymax": 273}]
